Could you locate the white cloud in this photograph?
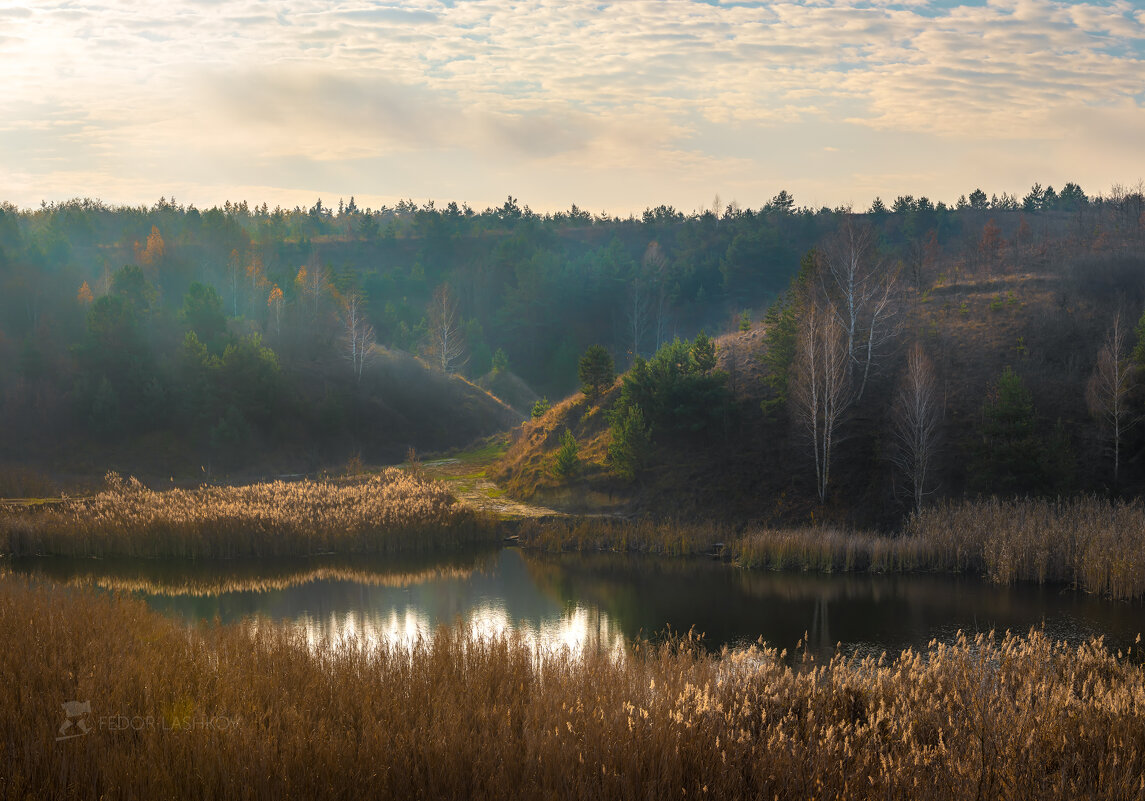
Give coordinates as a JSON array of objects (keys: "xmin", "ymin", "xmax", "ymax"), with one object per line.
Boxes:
[{"xmin": 0, "ymin": 0, "xmax": 1141, "ymax": 210}]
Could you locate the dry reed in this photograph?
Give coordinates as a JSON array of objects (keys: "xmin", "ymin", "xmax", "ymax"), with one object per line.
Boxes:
[
  {"xmin": 3, "ymin": 577, "xmax": 1145, "ymax": 800},
  {"xmin": 0, "ymin": 470, "xmax": 499, "ymax": 559},
  {"xmin": 521, "ymin": 497, "xmax": 1145, "ymax": 600},
  {"xmin": 906, "ymin": 497, "xmax": 1145, "ymax": 599}
]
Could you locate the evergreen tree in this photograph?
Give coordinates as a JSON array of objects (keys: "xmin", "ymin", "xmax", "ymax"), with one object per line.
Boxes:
[
  {"xmin": 691, "ymin": 331, "xmax": 716, "ymax": 373},
  {"xmin": 578, "ymin": 344, "xmax": 615, "ymax": 404},
  {"xmin": 973, "ymin": 367, "xmax": 1042, "ymax": 494},
  {"xmin": 554, "ymin": 429, "xmax": 578, "ymax": 477},
  {"xmin": 608, "ymin": 404, "xmax": 652, "ymax": 481}
]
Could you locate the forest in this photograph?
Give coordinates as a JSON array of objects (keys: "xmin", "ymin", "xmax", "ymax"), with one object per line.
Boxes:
[{"xmin": 1, "ymin": 183, "xmax": 1144, "ymax": 522}]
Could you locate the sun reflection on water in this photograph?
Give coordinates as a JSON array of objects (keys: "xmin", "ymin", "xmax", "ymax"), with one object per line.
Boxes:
[{"xmin": 295, "ymin": 602, "xmax": 627, "ymax": 660}]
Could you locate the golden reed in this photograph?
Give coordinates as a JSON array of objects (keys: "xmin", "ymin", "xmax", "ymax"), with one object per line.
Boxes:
[
  {"xmin": 3, "ymin": 578, "xmax": 1144, "ymax": 800},
  {"xmin": 521, "ymin": 497, "xmax": 1145, "ymax": 600},
  {"xmin": 0, "ymin": 470, "xmax": 499, "ymax": 559}
]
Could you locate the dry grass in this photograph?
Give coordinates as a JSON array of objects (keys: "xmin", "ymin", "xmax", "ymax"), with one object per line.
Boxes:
[
  {"xmin": 4, "ymin": 577, "xmax": 1145, "ymax": 800},
  {"xmin": 907, "ymin": 497, "xmax": 1145, "ymax": 599},
  {"xmin": 0, "ymin": 470, "xmax": 499, "ymax": 559},
  {"xmin": 521, "ymin": 497, "xmax": 1145, "ymax": 600}
]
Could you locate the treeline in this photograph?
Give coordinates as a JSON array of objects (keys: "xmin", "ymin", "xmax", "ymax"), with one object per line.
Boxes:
[
  {"xmin": 1, "ymin": 182, "xmax": 1143, "ymax": 477},
  {"xmin": 500, "ymin": 185, "xmax": 1145, "ymax": 521}
]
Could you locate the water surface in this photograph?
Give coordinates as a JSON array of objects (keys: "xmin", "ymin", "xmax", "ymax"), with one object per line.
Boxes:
[{"xmin": 8, "ymin": 547, "xmax": 1143, "ymax": 658}]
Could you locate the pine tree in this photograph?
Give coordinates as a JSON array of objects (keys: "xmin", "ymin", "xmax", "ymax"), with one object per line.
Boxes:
[{"xmin": 578, "ymin": 345, "xmax": 615, "ymax": 404}]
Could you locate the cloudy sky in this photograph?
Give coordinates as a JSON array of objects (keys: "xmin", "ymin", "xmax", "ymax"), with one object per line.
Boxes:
[{"xmin": 1, "ymin": 0, "xmax": 1142, "ymax": 214}]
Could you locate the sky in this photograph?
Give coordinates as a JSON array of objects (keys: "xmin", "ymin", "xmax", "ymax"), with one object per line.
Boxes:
[{"xmin": 1, "ymin": 0, "xmax": 1143, "ymax": 215}]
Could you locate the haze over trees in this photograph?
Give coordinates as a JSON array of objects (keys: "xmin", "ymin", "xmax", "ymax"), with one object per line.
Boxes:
[{"xmin": 2, "ymin": 182, "xmax": 1144, "ymax": 520}]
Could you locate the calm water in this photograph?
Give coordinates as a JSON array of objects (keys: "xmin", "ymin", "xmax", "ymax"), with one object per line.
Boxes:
[{"xmin": 8, "ymin": 547, "xmax": 1145, "ymax": 657}]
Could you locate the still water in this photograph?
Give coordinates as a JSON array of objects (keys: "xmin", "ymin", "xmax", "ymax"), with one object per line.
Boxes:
[{"xmin": 9, "ymin": 547, "xmax": 1145, "ymax": 657}]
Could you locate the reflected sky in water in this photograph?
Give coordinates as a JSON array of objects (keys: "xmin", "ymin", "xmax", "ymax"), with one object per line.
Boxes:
[{"xmin": 7, "ymin": 548, "xmax": 1145, "ymax": 658}]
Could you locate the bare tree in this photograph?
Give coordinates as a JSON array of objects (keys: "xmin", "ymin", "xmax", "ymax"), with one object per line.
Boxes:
[
  {"xmin": 227, "ymin": 249, "xmax": 242, "ymax": 317},
  {"xmin": 818, "ymin": 216, "xmax": 900, "ymax": 401},
  {"xmin": 428, "ymin": 283, "xmax": 467, "ymax": 374},
  {"xmin": 626, "ymin": 275, "xmax": 652, "ymax": 364},
  {"xmin": 642, "ymin": 242, "xmax": 671, "ymax": 350},
  {"xmin": 295, "ymin": 256, "xmax": 329, "ymax": 328},
  {"xmin": 890, "ymin": 342, "xmax": 941, "ymax": 514},
  {"xmin": 341, "ymin": 291, "xmax": 376, "ymax": 384},
  {"xmin": 790, "ymin": 298, "xmax": 851, "ymax": 501},
  {"xmin": 1086, "ymin": 312, "xmax": 1135, "ymax": 481},
  {"xmin": 854, "ymin": 269, "xmax": 900, "ymax": 402}
]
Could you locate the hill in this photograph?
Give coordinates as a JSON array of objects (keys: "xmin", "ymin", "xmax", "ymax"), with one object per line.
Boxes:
[{"xmin": 493, "ymin": 245, "xmax": 1145, "ymax": 527}]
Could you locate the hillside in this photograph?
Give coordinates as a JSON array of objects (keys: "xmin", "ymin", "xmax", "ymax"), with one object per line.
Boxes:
[
  {"xmin": 2, "ymin": 192, "xmax": 1144, "ymax": 500},
  {"xmin": 3, "ymin": 344, "xmax": 522, "ymax": 483},
  {"xmin": 493, "ymin": 246, "xmax": 1145, "ymax": 527}
]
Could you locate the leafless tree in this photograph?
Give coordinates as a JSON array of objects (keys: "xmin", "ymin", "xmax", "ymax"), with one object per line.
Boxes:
[
  {"xmin": 1086, "ymin": 312, "xmax": 1136, "ymax": 481},
  {"xmin": 227, "ymin": 249, "xmax": 242, "ymax": 317},
  {"xmin": 818, "ymin": 215, "xmax": 901, "ymax": 401},
  {"xmin": 626, "ymin": 275, "xmax": 652, "ymax": 364},
  {"xmin": 341, "ymin": 291, "xmax": 376, "ymax": 384},
  {"xmin": 790, "ymin": 298, "xmax": 851, "ymax": 501},
  {"xmin": 428, "ymin": 283, "xmax": 467, "ymax": 374},
  {"xmin": 295, "ymin": 255, "xmax": 329, "ymax": 328},
  {"xmin": 854, "ymin": 270, "xmax": 900, "ymax": 402},
  {"xmin": 643, "ymin": 242, "xmax": 671, "ymax": 350},
  {"xmin": 890, "ymin": 342, "xmax": 941, "ymax": 514}
]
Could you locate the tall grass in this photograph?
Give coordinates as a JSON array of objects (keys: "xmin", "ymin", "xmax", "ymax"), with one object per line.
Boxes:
[
  {"xmin": 3, "ymin": 577, "xmax": 1145, "ymax": 800},
  {"xmin": 520, "ymin": 497, "xmax": 1145, "ymax": 600},
  {"xmin": 0, "ymin": 470, "xmax": 499, "ymax": 559},
  {"xmin": 907, "ymin": 497, "xmax": 1145, "ymax": 599}
]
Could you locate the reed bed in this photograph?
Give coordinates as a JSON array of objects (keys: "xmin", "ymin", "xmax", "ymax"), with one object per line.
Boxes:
[
  {"xmin": 907, "ymin": 497, "xmax": 1145, "ymax": 599},
  {"xmin": 730, "ymin": 526, "xmax": 936, "ymax": 572},
  {"xmin": 4, "ymin": 577, "xmax": 1145, "ymax": 800},
  {"xmin": 0, "ymin": 470, "xmax": 500, "ymax": 559},
  {"xmin": 520, "ymin": 497, "xmax": 1145, "ymax": 600}
]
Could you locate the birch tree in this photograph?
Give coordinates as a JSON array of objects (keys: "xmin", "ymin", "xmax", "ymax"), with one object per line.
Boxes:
[
  {"xmin": 341, "ymin": 291, "xmax": 375, "ymax": 384},
  {"xmin": 1086, "ymin": 313, "xmax": 1135, "ymax": 481},
  {"xmin": 227, "ymin": 249, "xmax": 242, "ymax": 317},
  {"xmin": 790, "ymin": 299, "xmax": 851, "ymax": 501},
  {"xmin": 428, "ymin": 283, "xmax": 466, "ymax": 373},
  {"xmin": 626, "ymin": 275, "xmax": 652, "ymax": 365},
  {"xmin": 819, "ymin": 216, "xmax": 900, "ymax": 401},
  {"xmin": 643, "ymin": 242, "xmax": 671, "ymax": 350},
  {"xmin": 890, "ymin": 342, "xmax": 941, "ymax": 513}
]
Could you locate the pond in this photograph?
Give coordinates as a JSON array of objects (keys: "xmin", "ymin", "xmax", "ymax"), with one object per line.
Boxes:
[{"xmin": 7, "ymin": 547, "xmax": 1144, "ymax": 658}]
